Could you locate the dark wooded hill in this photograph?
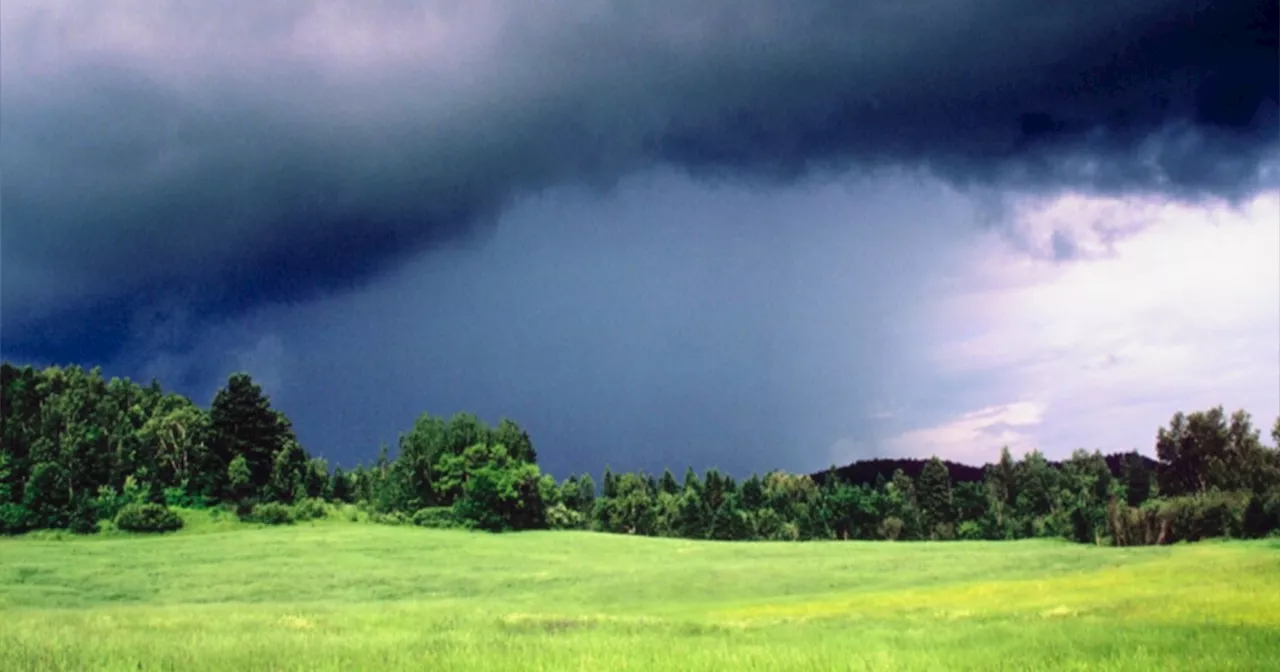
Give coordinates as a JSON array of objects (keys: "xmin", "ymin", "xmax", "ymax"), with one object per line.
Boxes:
[{"xmin": 810, "ymin": 453, "xmax": 1160, "ymax": 487}]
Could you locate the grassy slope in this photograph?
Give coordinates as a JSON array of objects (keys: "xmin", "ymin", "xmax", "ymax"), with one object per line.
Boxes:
[{"xmin": 1, "ymin": 510, "xmax": 1278, "ymax": 671}]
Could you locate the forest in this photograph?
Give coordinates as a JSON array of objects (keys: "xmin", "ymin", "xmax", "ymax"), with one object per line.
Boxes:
[{"xmin": 2, "ymin": 362, "xmax": 1278, "ymax": 544}]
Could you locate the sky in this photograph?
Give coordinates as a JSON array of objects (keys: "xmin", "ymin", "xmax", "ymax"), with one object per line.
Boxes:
[{"xmin": 2, "ymin": 1, "xmax": 1278, "ymax": 478}]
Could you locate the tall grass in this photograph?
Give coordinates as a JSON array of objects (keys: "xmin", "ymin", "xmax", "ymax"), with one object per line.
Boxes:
[{"xmin": 2, "ymin": 510, "xmax": 1277, "ymax": 671}]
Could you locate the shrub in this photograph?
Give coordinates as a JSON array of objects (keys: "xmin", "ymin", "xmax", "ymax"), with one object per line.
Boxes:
[
  {"xmin": 0, "ymin": 503, "xmax": 30, "ymax": 535},
  {"xmin": 1108, "ymin": 499, "xmax": 1160, "ymax": 546},
  {"xmin": 114, "ymin": 503, "xmax": 184, "ymax": 533},
  {"xmin": 1110, "ymin": 492, "xmax": 1252, "ymax": 545},
  {"xmin": 956, "ymin": 520, "xmax": 983, "ymax": 541},
  {"xmin": 752, "ymin": 507, "xmax": 783, "ymax": 540},
  {"xmin": 164, "ymin": 486, "xmax": 208, "ymax": 509},
  {"xmin": 412, "ymin": 507, "xmax": 457, "ymax": 529},
  {"xmin": 93, "ymin": 485, "xmax": 128, "ymax": 522},
  {"xmin": 248, "ymin": 502, "xmax": 294, "ymax": 525},
  {"xmin": 292, "ymin": 498, "xmax": 329, "ymax": 521},
  {"xmin": 1242, "ymin": 488, "xmax": 1280, "ymax": 539},
  {"xmin": 69, "ymin": 496, "xmax": 99, "ymax": 534},
  {"xmin": 543, "ymin": 502, "xmax": 583, "ymax": 531},
  {"xmin": 879, "ymin": 516, "xmax": 904, "ymax": 541},
  {"xmin": 1160, "ymin": 491, "xmax": 1248, "ymax": 542},
  {"xmin": 372, "ymin": 511, "xmax": 409, "ymax": 526},
  {"xmin": 225, "ymin": 497, "xmax": 253, "ymax": 518}
]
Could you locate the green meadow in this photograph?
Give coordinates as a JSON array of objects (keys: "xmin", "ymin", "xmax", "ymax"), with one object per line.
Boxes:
[{"xmin": 2, "ymin": 510, "xmax": 1277, "ymax": 671}]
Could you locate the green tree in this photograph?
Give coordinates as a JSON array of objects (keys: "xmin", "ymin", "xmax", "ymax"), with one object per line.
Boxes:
[
  {"xmin": 1155, "ymin": 407, "xmax": 1250, "ymax": 496},
  {"xmin": 673, "ymin": 488, "xmax": 708, "ymax": 538},
  {"xmin": 886, "ymin": 469, "xmax": 922, "ymax": 540},
  {"xmin": 209, "ymin": 374, "xmax": 293, "ymax": 497},
  {"xmin": 22, "ymin": 462, "xmax": 70, "ymax": 529},
  {"xmin": 681, "ymin": 467, "xmax": 702, "ymax": 496},
  {"xmin": 1226, "ymin": 410, "xmax": 1276, "ymax": 493},
  {"xmin": 304, "ymin": 458, "xmax": 330, "ymax": 499},
  {"xmin": 330, "ymin": 466, "xmax": 350, "ymax": 502},
  {"xmin": 952, "ymin": 481, "xmax": 993, "ymax": 539},
  {"xmin": 139, "ymin": 396, "xmax": 211, "ymax": 497},
  {"xmin": 571, "ymin": 474, "xmax": 596, "ymax": 520},
  {"xmin": 918, "ymin": 456, "xmax": 954, "ymax": 539},
  {"xmin": 489, "ymin": 419, "xmax": 536, "ymax": 464},
  {"xmin": 391, "ymin": 414, "xmax": 442, "ymax": 509},
  {"xmin": 268, "ymin": 440, "xmax": 309, "ymax": 503},
  {"xmin": 1124, "ymin": 451, "xmax": 1152, "ymax": 507},
  {"xmin": 446, "ymin": 444, "xmax": 546, "ymax": 532},
  {"xmin": 445, "ymin": 413, "xmax": 489, "ymax": 459},
  {"xmin": 1056, "ymin": 450, "xmax": 1112, "ymax": 544},
  {"xmin": 1015, "ymin": 450, "xmax": 1058, "ymax": 535},
  {"xmin": 226, "ymin": 455, "xmax": 253, "ymax": 504},
  {"xmin": 709, "ymin": 492, "xmax": 750, "ymax": 540},
  {"xmin": 823, "ymin": 478, "xmax": 859, "ymax": 540},
  {"xmin": 601, "ymin": 467, "xmax": 618, "ymax": 499},
  {"xmin": 658, "ymin": 469, "xmax": 680, "ymax": 496},
  {"xmin": 985, "ymin": 446, "xmax": 1019, "ymax": 537},
  {"xmin": 740, "ymin": 474, "xmax": 765, "ymax": 511},
  {"xmin": 609, "ymin": 472, "xmax": 656, "ymax": 535},
  {"xmin": 701, "ymin": 469, "xmax": 729, "ymax": 515}
]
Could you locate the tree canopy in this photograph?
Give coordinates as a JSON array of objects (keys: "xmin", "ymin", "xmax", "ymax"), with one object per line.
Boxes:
[{"xmin": 2, "ymin": 362, "xmax": 1277, "ymax": 544}]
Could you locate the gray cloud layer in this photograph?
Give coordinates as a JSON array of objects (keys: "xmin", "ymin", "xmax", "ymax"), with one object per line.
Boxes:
[
  {"xmin": 3, "ymin": 0, "xmax": 1276, "ymax": 357},
  {"xmin": 116, "ymin": 172, "xmax": 979, "ymax": 476}
]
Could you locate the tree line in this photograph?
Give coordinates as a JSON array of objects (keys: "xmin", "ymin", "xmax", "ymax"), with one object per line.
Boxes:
[{"xmin": 2, "ymin": 362, "xmax": 1278, "ymax": 543}]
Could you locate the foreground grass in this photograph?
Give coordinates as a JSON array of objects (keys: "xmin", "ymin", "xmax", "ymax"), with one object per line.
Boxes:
[{"xmin": 2, "ymin": 512, "xmax": 1278, "ymax": 671}]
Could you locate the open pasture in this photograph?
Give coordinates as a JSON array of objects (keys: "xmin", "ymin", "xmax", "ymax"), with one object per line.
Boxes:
[{"xmin": 2, "ymin": 513, "xmax": 1277, "ymax": 671}]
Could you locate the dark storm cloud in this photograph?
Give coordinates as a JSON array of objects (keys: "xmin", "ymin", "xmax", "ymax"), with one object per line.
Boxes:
[
  {"xmin": 2, "ymin": 0, "xmax": 1277, "ymax": 362},
  {"xmin": 117, "ymin": 173, "xmax": 978, "ymax": 477}
]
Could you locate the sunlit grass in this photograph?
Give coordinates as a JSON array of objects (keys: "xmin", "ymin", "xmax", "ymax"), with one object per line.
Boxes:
[{"xmin": 1, "ymin": 510, "xmax": 1276, "ymax": 671}]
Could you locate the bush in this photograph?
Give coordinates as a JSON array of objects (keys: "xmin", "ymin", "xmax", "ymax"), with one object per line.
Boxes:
[
  {"xmin": 956, "ymin": 520, "xmax": 984, "ymax": 541},
  {"xmin": 1110, "ymin": 492, "xmax": 1251, "ymax": 545},
  {"xmin": 0, "ymin": 503, "xmax": 30, "ymax": 535},
  {"xmin": 544, "ymin": 502, "xmax": 584, "ymax": 531},
  {"xmin": 1160, "ymin": 491, "xmax": 1247, "ymax": 542},
  {"xmin": 879, "ymin": 516, "xmax": 904, "ymax": 541},
  {"xmin": 93, "ymin": 485, "xmax": 128, "ymax": 522},
  {"xmin": 412, "ymin": 507, "xmax": 457, "ymax": 529},
  {"xmin": 292, "ymin": 498, "xmax": 329, "ymax": 521},
  {"xmin": 164, "ymin": 486, "xmax": 208, "ymax": 509},
  {"xmin": 1242, "ymin": 488, "xmax": 1280, "ymax": 539},
  {"xmin": 370, "ymin": 511, "xmax": 409, "ymax": 526},
  {"xmin": 114, "ymin": 503, "xmax": 184, "ymax": 533},
  {"xmin": 248, "ymin": 502, "xmax": 294, "ymax": 525},
  {"xmin": 69, "ymin": 496, "xmax": 99, "ymax": 534}
]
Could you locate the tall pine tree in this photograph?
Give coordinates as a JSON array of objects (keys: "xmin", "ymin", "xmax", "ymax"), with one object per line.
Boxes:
[{"xmin": 209, "ymin": 373, "xmax": 295, "ymax": 500}]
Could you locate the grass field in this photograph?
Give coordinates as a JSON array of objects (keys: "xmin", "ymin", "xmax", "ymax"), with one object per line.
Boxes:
[{"xmin": 2, "ymin": 510, "xmax": 1278, "ymax": 671}]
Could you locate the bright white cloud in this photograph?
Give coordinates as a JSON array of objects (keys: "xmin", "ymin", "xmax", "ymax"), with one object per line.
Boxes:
[
  {"xmin": 886, "ymin": 191, "xmax": 1280, "ymax": 463},
  {"xmin": 881, "ymin": 401, "xmax": 1046, "ymax": 463}
]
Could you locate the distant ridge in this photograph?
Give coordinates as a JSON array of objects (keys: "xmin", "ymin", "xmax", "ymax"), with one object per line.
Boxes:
[{"xmin": 811, "ymin": 453, "xmax": 1159, "ymax": 486}]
